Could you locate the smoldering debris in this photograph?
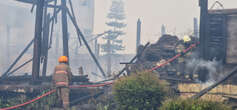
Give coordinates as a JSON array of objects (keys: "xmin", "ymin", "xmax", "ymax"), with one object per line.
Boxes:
[{"xmin": 186, "ymin": 58, "xmax": 224, "ymax": 82}]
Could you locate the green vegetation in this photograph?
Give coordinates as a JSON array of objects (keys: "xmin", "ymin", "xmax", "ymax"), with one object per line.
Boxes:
[
  {"xmin": 0, "ymin": 89, "xmax": 57, "ymax": 110},
  {"xmin": 113, "ymin": 71, "xmax": 170, "ymax": 110},
  {"xmin": 160, "ymin": 99, "xmax": 231, "ymax": 110}
]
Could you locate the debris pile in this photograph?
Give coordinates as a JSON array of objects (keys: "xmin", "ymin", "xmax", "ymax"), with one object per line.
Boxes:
[
  {"xmin": 129, "ymin": 34, "xmax": 198, "ymax": 80},
  {"xmin": 140, "ymin": 34, "xmax": 179, "ymax": 62}
]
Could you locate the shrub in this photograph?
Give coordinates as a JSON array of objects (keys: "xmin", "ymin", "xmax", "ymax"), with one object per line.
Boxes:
[
  {"xmin": 160, "ymin": 98, "xmax": 231, "ymax": 110},
  {"xmin": 113, "ymin": 71, "xmax": 170, "ymax": 110}
]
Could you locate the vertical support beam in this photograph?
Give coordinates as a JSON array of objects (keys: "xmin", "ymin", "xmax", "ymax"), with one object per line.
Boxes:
[
  {"xmin": 136, "ymin": 19, "xmax": 141, "ymax": 52},
  {"xmin": 61, "ymin": 0, "xmax": 69, "ymax": 59},
  {"xmin": 194, "ymin": 17, "xmax": 199, "ymax": 38},
  {"xmin": 32, "ymin": 0, "xmax": 45, "ymax": 82},
  {"xmin": 42, "ymin": 14, "xmax": 50, "ymax": 77},
  {"xmin": 199, "ymin": 0, "xmax": 208, "ymax": 60},
  {"xmin": 199, "ymin": 0, "xmax": 209, "ymax": 82}
]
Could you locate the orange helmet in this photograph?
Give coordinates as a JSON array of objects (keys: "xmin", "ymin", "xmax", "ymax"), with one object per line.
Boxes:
[{"xmin": 58, "ymin": 56, "xmax": 68, "ymax": 63}]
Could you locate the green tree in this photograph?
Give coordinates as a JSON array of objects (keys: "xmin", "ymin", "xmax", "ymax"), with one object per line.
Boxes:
[
  {"xmin": 101, "ymin": 0, "xmax": 126, "ymax": 75},
  {"xmin": 113, "ymin": 71, "xmax": 170, "ymax": 110},
  {"xmin": 161, "ymin": 99, "xmax": 231, "ymax": 110}
]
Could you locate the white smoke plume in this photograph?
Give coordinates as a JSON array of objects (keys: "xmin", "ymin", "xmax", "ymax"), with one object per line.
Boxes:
[{"xmin": 186, "ymin": 56, "xmax": 224, "ymax": 83}]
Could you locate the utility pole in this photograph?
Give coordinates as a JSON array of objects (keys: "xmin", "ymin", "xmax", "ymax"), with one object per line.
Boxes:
[
  {"xmin": 32, "ymin": 0, "xmax": 45, "ymax": 82},
  {"xmin": 61, "ymin": 0, "xmax": 69, "ymax": 60},
  {"xmin": 136, "ymin": 19, "xmax": 141, "ymax": 52}
]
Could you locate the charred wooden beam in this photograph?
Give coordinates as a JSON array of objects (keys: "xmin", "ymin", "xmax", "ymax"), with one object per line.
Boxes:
[
  {"xmin": 7, "ymin": 59, "xmax": 33, "ymax": 76},
  {"xmin": 1, "ymin": 39, "xmax": 34, "ymax": 78},
  {"xmin": 32, "ymin": 0, "xmax": 45, "ymax": 83}
]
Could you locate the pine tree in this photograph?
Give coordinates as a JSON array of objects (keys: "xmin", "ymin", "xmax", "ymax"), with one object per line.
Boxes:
[{"xmin": 101, "ymin": 0, "xmax": 126, "ymax": 76}]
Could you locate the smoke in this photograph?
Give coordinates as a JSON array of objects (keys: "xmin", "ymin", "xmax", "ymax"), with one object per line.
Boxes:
[{"xmin": 185, "ymin": 53, "xmax": 224, "ymax": 83}]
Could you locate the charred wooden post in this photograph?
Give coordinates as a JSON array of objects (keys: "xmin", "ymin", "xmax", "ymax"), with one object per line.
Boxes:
[
  {"xmin": 199, "ymin": 0, "xmax": 208, "ymax": 82},
  {"xmin": 42, "ymin": 14, "xmax": 51, "ymax": 77},
  {"xmin": 61, "ymin": 0, "xmax": 70, "ymax": 59},
  {"xmin": 136, "ymin": 19, "xmax": 141, "ymax": 52},
  {"xmin": 193, "ymin": 17, "xmax": 199, "ymax": 38},
  {"xmin": 199, "ymin": 0, "xmax": 208, "ymax": 60},
  {"xmin": 32, "ymin": 0, "xmax": 45, "ymax": 82}
]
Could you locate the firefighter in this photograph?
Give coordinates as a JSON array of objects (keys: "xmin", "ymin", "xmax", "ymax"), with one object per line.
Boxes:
[
  {"xmin": 53, "ymin": 56, "xmax": 72, "ymax": 110},
  {"xmin": 183, "ymin": 35, "xmax": 192, "ymax": 48}
]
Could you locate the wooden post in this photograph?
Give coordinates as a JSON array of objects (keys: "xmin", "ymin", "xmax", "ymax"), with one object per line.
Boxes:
[
  {"xmin": 32, "ymin": 0, "xmax": 45, "ymax": 82},
  {"xmin": 61, "ymin": 0, "xmax": 69, "ymax": 59}
]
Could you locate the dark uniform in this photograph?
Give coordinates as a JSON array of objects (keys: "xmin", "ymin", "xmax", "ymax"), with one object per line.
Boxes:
[{"xmin": 53, "ymin": 63, "xmax": 72, "ymax": 110}]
